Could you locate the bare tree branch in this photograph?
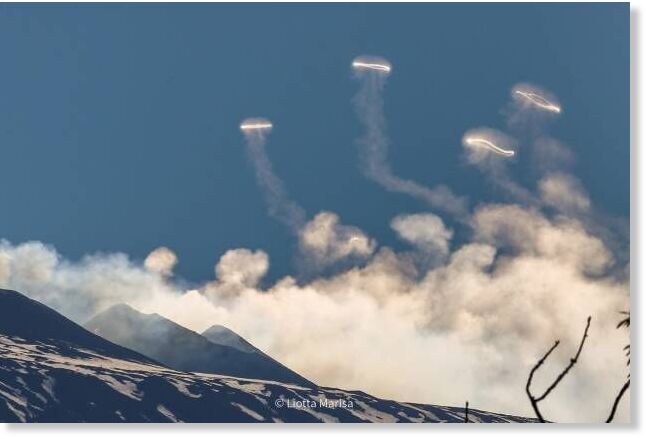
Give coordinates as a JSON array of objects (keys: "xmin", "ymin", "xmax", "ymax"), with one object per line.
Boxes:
[
  {"xmin": 606, "ymin": 379, "xmax": 630, "ymax": 423},
  {"xmin": 526, "ymin": 316, "xmax": 591, "ymax": 423},
  {"xmin": 526, "ymin": 340, "xmax": 559, "ymax": 422},
  {"xmin": 618, "ymin": 311, "xmax": 630, "ymax": 370},
  {"xmin": 606, "ymin": 312, "xmax": 630, "ymax": 423},
  {"xmin": 617, "ymin": 311, "xmax": 630, "ymax": 329}
]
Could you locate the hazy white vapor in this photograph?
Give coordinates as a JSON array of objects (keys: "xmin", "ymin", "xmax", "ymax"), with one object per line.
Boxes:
[
  {"xmin": 539, "ymin": 172, "xmax": 591, "ymax": 215},
  {"xmin": 215, "ymin": 248, "xmax": 269, "ymax": 288},
  {"xmin": 351, "ymin": 55, "xmax": 467, "ymax": 217},
  {"xmin": 532, "ymin": 137, "xmax": 575, "ymax": 173},
  {"xmin": 0, "ymin": 240, "xmax": 175, "ymax": 322},
  {"xmin": 144, "ymin": 247, "xmax": 178, "ymax": 277},
  {"xmin": 299, "ymin": 211, "xmax": 376, "ymax": 268},
  {"xmin": 0, "ymin": 198, "xmax": 629, "ymax": 423},
  {"xmin": 391, "ymin": 213, "xmax": 453, "ymax": 259},
  {"xmin": 240, "ymin": 116, "xmax": 306, "ymax": 232}
]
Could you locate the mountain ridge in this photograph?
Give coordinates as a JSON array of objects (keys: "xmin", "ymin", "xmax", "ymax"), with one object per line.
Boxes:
[
  {"xmin": 0, "ymin": 289, "xmax": 154, "ymax": 365},
  {"xmin": 202, "ymin": 324, "xmax": 258, "ymax": 353},
  {"xmin": 0, "ymin": 288, "xmax": 536, "ymax": 423},
  {"xmin": 85, "ymin": 303, "xmax": 314, "ymax": 387}
]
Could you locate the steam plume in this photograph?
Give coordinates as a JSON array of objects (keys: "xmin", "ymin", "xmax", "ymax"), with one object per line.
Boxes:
[
  {"xmin": 351, "ymin": 55, "xmax": 467, "ymax": 218},
  {"xmin": 144, "ymin": 247, "xmax": 178, "ymax": 277},
  {"xmin": 0, "ymin": 198, "xmax": 629, "ymax": 422}
]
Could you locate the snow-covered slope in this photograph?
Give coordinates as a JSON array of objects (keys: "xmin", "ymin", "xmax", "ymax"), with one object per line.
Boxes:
[{"xmin": 0, "ymin": 289, "xmax": 535, "ymax": 423}]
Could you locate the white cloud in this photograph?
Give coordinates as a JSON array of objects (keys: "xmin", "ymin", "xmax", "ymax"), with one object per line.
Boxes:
[
  {"xmin": 144, "ymin": 246, "xmax": 178, "ymax": 277},
  {"xmin": 215, "ymin": 248, "xmax": 269, "ymax": 288},
  {"xmin": 298, "ymin": 211, "xmax": 376, "ymax": 268},
  {"xmin": 471, "ymin": 204, "xmax": 610, "ymax": 275},
  {"xmin": 391, "ymin": 213, "xmax": 453, "ymax": 259}
]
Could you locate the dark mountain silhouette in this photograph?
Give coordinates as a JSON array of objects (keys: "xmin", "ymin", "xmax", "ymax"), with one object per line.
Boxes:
[
  {"xmin": 0, "ymin": 289, "xmax": 152, "ymax": 364},
  {"xmin": 85, "ymin": 303, "xmax": 313, "ymax": 387},
  {"xmin": 0, "ymin": 288, "xmax": 536, "ymax": 423}
]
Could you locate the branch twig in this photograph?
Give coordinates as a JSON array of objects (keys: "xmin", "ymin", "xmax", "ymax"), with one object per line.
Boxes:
[
  {"xmin": 526, "ymin": 316, "xmax": 591, "ymax": 422},
  {"xmin": 606, "ymin": 379, "xmax": 630, "ymax": 423}
]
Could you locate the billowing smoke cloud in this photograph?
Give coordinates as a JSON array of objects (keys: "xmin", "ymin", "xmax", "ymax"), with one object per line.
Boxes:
[
  {"xmin": 298, "ymin": 211, "xmax": 376, "ymax": 269},
  {"xmin": 144, "ymin": 246, "xmax": 178, "ymax": 277},
  {"xmin": 197, "ymin": 248, "xmax": 271, "ymax": 302},
  {"xmin": 503, "ymin": 83, "xmax": 628, "ymax": 280},
  {"xmin": 351, "ymin": 55, "xmax": 467, "ymax": 218},
  {"xmin": 215, "ymin": 248, "xmax": 269, "ymax": 288},
  {"xmin": 0, "ymin": 196, "xmax": 630, "ymax": 422},
  {"xmin": 0, "ymin": 240, "xmax": 177, "ymax": 323},
  {"xmin": 391, "ymin": 213, "xmax": 452, "ymax": 261}
]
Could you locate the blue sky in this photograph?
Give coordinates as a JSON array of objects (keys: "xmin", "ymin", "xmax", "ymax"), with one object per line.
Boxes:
[{"xmin": 0, "ymin": 3, "xmax": 629, "ymax": 283}]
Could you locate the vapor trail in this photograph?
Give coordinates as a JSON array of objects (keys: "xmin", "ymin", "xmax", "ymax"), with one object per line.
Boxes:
[
  {"xmin": 513, "ymin": 90, "xmax": 561, "ymax": 114},
  {"xmin": 463, "ymin": 136, "xmax": 515, "ymax": 157},
  {"xmin": 352, "ymin": 60, "xmax": 392, "ymax": 73},
  {"xmin": 239, "ymin": 119, "xmax": 374, "ymax": 269},
  {"xmin": 239, "ymin": 118, "xmax": 306, "ymax": 232},
  {"xmin": 511, "ymin": 83, "xmax": 562, "ymax": 115},
  {"xmin": 462, "ymin": 127, "xmax": 535, "ymax": 205},
  {"xmin": 351, "ymin": 56, "xmax": 467, "ymax": 218}
]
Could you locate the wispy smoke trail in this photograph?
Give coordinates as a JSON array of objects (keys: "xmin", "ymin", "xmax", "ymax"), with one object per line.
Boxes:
[
  {"xmin": 351, "ymin": 56, "xmax": 467, "ymax": 218},
  {"xmin": 470, "ymin": 83, "xmax": 628, "ymax": 275},
  {"xmin": 240, "ymin": 118, "xmax": 307, "ymax": 232},
  {"xmin": 240, "ymin": 119, "xmax": 374, "ymax": 269},
  {"xmin": 463, "ymin": 83, "xmax": 565, "ymax": 206}
]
